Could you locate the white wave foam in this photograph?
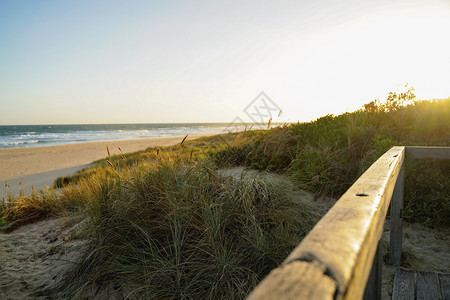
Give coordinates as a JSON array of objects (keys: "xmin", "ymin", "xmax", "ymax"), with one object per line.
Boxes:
[{"xmin": 0, "ymin": 124, "xmax": 251, "ymax": 148}]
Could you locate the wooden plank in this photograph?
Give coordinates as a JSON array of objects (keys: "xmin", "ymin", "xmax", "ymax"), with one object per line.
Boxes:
[
  {"xmin": 392, "ymin": 269, "xmax": 415, "ymax": 300},
  {"xmin": 363, "ymin": 240, "xmax": 382, "ymax": 300},
  {"xmin": 417, "ymin": 271, "xmax": 441, "ymax": 300},
  {"xmin": 247, "ymin": 260, "xmax": 336, "ymax": 300},
  {"xmin": 247, "ymin": 145, "xmax": 448, "ymax": 300},
  {"xmin": 439, "ymin": 273, "xmax": 450, "ymax": 300},
  {"xmin": 278, "ymin": 146, "xmax": 405, "ymax": 299},
  {"xmin": 389, "ymin": 158, "xmax": 405, "ymax": 266},
  {"xmin": 405, "ymin": 146, "xmax": 450, "ymax": 159}
]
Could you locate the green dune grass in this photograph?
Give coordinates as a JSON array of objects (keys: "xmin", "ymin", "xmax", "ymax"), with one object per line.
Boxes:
[
  {"xmin": 1, "ymin": 97, "xmax": 448, "ymax": 298},
  {"xmin": 212, "ymin": 98, "xmax": 449, "ymax": 227}
]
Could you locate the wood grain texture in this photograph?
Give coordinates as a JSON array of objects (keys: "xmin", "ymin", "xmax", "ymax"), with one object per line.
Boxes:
[
  {"xmin": 363, "ymin": 241, "xmax": 382, "ymax": 300},
  {"xmin": 417, "ymin": 271, "xmax": 441, "ymax": 300},
  {"xmin": 247, "ymin": 146, "xmax": 449, "ymax": 300},
  {"xmin": 389, "ymin": 159, "xmax": 405, "ymax": 266},
  {"xmin": 392, "ymin": 269, "xmax": 415, "ymax": 300},
  {"xmin": 247, "ymin": 260, "xmax": 336, "ymax": 300},
  {"xmin": 405, "ymin": 146, "xmax": 450, "ymax": 159},
  {"xmin": 281, "ymin": 146, "xmax": 405, "ymax": 299},
  {"xmin": 439, "ymin": 273, "xmax": 450, "ymax": 300}
]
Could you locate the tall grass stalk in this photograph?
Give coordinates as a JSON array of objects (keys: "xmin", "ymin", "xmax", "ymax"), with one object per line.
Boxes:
[{"xmin": 58, "ymin": 160, "xmax": 318, "ymax": 298}]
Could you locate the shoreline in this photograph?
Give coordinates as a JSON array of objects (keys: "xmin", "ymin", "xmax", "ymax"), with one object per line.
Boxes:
[{"xmin": 0, "ymin": 134, "xmax": 211, "ymax": 196}]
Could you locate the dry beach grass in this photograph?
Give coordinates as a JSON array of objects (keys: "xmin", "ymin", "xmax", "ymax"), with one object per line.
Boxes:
[
  {"xmin": 0, "ymin": 135, "xmax": 211, "ymax": 195},
  {"xmin": 1, "ymin": 98, "xmax": 449, "ymax": 299}
]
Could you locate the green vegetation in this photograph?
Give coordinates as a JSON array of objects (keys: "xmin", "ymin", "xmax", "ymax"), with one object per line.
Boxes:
[
  {"xmin": 2, "ymin": 138, "xmax": 320, "ymax": 298},
  {"xmin": 57, "ymin": 160, "xmax": 318, "ymax": 298},
  {"xmin": 212, "ymin": 98, "xmax": 449, "ymax": 227},
  {"xmin": 1, "ymin": 95, "xmax": 448, "ymax": 298}
]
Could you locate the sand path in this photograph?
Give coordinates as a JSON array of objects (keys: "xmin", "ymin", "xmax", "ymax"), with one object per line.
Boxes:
[
  {"xmin": 0, "ymin": 218, "xmax": 89, "ymax": 299},
  {"xmin": 1, "ymin": 199, "xmax": 447, "ymax": 299},
  {"xmin": 220, "ymin": 167, "xmax": 450, "ymax": 298}
]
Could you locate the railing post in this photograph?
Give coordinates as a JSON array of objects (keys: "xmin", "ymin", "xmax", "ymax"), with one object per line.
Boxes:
[
  {"xmin": 389, "ymin": 157, "xmax": 405, "ymax": 266},
  {"xmin": 363, "ymin": 240, "xmax": 382, "ymax": 300},
  {"xmin": 247, "ymin": 146, "xmax": 406, "ymax": 300}
]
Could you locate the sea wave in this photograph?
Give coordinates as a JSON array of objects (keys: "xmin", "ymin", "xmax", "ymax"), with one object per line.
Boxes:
[
  {"xmin": 0, "ymin": 139, "xmax": 39, "ymax": 147},
  {"xmin": 0, "ymin": 123, "xmax": 255, "ymax": 149}
]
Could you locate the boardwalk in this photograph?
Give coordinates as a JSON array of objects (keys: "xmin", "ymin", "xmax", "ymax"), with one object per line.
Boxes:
[
  {"xmin": 393, "ymin": 269, "xmax": 449, "ymax": 300},
  {"xmin": 247, "ymin": 146, "xmax": 450, "ymax": 300}
]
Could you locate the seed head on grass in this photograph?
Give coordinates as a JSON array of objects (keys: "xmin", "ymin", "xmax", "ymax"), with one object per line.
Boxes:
[
  {"xmin": 179, "ymin": 135, "xmax": 189, "ymax": 148},
  {"xmin": 106, "ymin": 145, "xmax": 111, "ymax": 159},
  {"xmin": 118, "ymin": 147, "xmax": 125, "ymax": 160},
  {"xmin": 60, "ymin": 160, "xmax": 318, "ymax": 299}
]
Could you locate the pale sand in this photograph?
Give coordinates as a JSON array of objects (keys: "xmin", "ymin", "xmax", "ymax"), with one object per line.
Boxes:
[
  {"xmin": 0, "ymin": 167, "xmax": 448, "ymax": 298},
  {"xmin": 0, "ymin": 218, "xmax": 91, "ymax": 299},
  {"xmin": 1, "ymin": 217, "xmax": 447, "ymax": 299},
  {"xmin": 0, "ymin": 135, "xmax": 211, "ymax": 195},
  {"xmin": 221, "ymin": 168, "xmax": 450, "ymax": 298}
]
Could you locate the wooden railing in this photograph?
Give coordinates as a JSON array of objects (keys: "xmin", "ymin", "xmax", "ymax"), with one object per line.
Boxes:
[{"xmin": 247, "ymin": 146, "xmax": 450, "ymax": 300}]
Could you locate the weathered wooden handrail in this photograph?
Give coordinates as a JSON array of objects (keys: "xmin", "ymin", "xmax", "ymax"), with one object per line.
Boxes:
[
  {"xmin": 247, "ymin": 146, "xmax": 450, "ymax": 300},
  {"xmin": 405, "ymin": 146, "xmax": 450, "ymax": 159},
  {"xmin": 389, "ymin": 146, "xmax": 450, "ymax": 266}
]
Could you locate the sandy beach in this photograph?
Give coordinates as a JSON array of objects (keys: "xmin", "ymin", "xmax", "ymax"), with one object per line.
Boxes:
[{"xmin": 0, "ymin": 134, "xmax": 210, "ymax": 195}]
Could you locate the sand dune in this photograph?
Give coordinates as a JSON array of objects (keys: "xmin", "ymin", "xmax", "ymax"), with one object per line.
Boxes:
[
  {"xmin": 1, "ymin": 202, "xmax": 447, "ymax": 298},
  {"xmin": 0, "ymin": 135, "xmax": 210, "ymax": 195}
]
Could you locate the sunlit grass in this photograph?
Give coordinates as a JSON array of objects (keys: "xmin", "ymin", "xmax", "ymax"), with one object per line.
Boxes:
[
  {"xmin": 212, "ymin": 98, "xmax": 449, "ymax": 227},
  {"xmin": 56, "ymin": 158, "xmax": 318, "ymax": 298},
  {"xmin": 0, "ymin": 96, "xmax": 448, "ymax": 297}
]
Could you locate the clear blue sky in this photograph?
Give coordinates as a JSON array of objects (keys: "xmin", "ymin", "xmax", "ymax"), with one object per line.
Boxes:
[{"xmin": 1, "ymin": 0, "xmax": 449, "ymax": 125}]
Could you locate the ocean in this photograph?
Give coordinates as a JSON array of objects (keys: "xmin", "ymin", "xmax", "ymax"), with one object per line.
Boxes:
[{"xmin": 0, "ymin": 123, "xmax": 253, "ymax": 149}]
